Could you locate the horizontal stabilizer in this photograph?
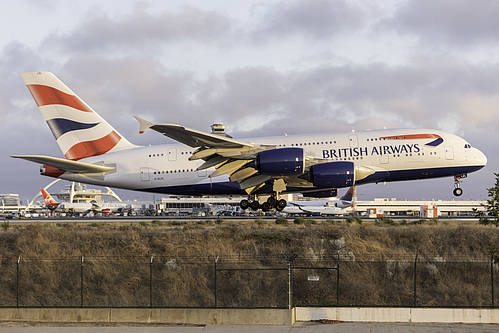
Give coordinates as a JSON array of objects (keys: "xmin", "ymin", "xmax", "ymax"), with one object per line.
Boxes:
[{"xmin": 11, "ymin": 155, "xmax": 115, "ymax": 173}]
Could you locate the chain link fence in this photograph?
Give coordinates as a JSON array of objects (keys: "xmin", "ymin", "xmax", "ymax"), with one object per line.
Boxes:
[{"xmin": 0, "ymin": 254, "xmax": 497, "ymax": 308}]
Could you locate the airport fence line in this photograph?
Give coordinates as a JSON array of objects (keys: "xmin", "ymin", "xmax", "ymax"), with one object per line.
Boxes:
[{"xmin": 0, "ymin": 254, "xmax": 497, "ymax": 308}]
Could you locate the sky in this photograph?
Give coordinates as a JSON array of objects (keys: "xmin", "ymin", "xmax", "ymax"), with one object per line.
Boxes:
[{"xmin": 1, "ymin": 0, "xmax": 498, "ymax": 203}]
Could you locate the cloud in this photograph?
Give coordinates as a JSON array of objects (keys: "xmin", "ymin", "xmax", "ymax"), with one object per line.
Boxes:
[
  {"xmin": 50, "ymin": 52, "xmax": 499, "ymax": 144},
  {"xmin": 253, "ymin": 0, "xmax": 368, "ymax": 41},
  {"xmin": 382, "ymin": 0, "xmax": 499, "ymax": 47},
  {"xmin": 44, "ymin": 3, "xmax": 232, "ymax": 54},
  {"xmin": 0, "ymin": 41, "xmax": 48, "ymax": 119}
]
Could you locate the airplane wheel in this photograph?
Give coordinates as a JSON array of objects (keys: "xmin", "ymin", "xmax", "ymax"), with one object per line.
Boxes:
[
  {"xmin": 240, "ymin": 199, "xmax": 250, "ymax": 210},
  {"xmin": 453, "ymin": 188, "xmax": 463, "ymax": 196},
  {"xmin": 250, "ymin": 200, "xmax": 260, "ymax": 211},
  {"xmin": 267, "ymin": 196, "xmax": 277, "ymax": 207},
  {"xmin": 261, "ymin": 202, "xmax": 271, "ymax": 212},
  {"xmin": 276, "ymin": 199, "xmax": 287, "ymax": 210}
]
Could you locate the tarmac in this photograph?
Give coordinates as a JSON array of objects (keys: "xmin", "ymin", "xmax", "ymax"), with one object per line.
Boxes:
[{"xmin": 1, "ymin": 322, "xmax": 499, "ymax": 333}]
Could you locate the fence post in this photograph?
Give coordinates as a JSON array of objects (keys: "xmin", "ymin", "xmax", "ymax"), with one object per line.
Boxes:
[
  {"xmin": 214, "ymin": 256, "xmax": 219, "ymax": 308},
  {"xmin": 150, "ymin": 256, "xmax": 154, "ymax": 308},
  {"xmin": 492, "ymin": 254, "xmax": 495, "ymax": 308},
  {"xmin": 336, "ymin": 252, "xmax": 340, "ymax": 307},
  {"xmin": 80, "ymin": 256, "xmax": 84, "ymax": 308},
  {"xmin": 413, "ymin": 253, "xmax": 418, "ymax": 307},
  {"xmin": 16, "ymin": 256, "xmax": 20, "ymax": 307},
  {"xmin": 283, "ymin": 254, "xmax": 297, "ymax": 309}
]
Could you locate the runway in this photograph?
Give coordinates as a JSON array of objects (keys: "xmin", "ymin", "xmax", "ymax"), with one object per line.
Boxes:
[{"xmin": 3, "ymin": 215, "xmax": 481, "ymax": 226}]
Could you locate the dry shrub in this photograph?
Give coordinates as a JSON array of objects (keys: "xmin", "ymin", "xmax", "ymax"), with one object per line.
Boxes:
[{"xmin": 0, "ymin": 223, "xmax": 497, "ymax": 307}]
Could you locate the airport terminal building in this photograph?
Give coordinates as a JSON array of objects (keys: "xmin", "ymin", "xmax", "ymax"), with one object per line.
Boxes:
[
  {"xmin": 1, "ymin": 190, "xmax": 487, "ymax": 218},
  {"xmin": 355, "ymin": 198, "xmax": 485, "ymax": 218},
  {"xmin": 156, "ymin": 196, "xmax": 486, "ymax": 218}
]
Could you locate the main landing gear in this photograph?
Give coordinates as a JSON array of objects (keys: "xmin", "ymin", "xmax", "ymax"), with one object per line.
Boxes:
[
  {"xmin": 240, "ymin": 194, "xmax": 287, "ymax": 212},
  {"xmin": 453, "ymin": 174, "xmax": 466, "ymax": 197}
]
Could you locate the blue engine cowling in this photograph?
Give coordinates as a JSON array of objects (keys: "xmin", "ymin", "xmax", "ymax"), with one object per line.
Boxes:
[
  {"xmin": 310, "ymin": 161, "xmax": 355, "ymax": 188},
  {"xmin": 256, "ymin": 148, "xmax": 305, "ymax": 176}
]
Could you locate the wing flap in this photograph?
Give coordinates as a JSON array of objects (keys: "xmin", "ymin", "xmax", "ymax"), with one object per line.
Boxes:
[
  {"xmin": 239, "ymin": 175, "xmax": 272, "ymax": 191},
  {"xmin": 197, "ymin": 156, "xmax": 227, "ymax": 171},
  {"xmin": 11, "ymin": 155, "xmax": 115, "ymax": 173},
  {"xmin": 209, "ymin": 160, "xmax": 249, "ymax": 178},
  {"xmin": 229, "ymin": 167, "xmax": 258, "ymax": 182}
]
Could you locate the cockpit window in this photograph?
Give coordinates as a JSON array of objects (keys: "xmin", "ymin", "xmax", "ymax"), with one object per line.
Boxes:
[{"xmin": 464, "ymin": 144, "xmax": 471, "ymax": 148}]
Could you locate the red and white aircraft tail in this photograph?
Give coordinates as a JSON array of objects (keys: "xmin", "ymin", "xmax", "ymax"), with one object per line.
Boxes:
[
  {"xmin": 20, "ymin": 72, "xmax": 137, "ymax": 161},
  {"xmin": 40, "ymin": 188, "xmax": 60, "ymax": 210}
]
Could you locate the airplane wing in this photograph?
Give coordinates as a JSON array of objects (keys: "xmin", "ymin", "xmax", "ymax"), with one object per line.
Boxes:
[
  {"xmin": 134, "ymin": 116, "xmax": 252, "ymax": 149},
  {"xmin": 11, "ymin": 155, "xmax": 115, "ymax": 173},
  {"xmin": 288, "ymin": 202, "xmax": 315, "ymax": 214},
  {"xmin": 136, "ymin": 117, "xmax": 280, "ymax": 193}
]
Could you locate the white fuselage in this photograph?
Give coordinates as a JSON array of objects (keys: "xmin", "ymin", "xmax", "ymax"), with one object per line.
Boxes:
[
  {"xmin": 282, "ymin": 202, "xmax": 347, "ymax": 216},
  {"xmin": 49, "ymin": 128, "xmax": 486, "ymax": 196}
]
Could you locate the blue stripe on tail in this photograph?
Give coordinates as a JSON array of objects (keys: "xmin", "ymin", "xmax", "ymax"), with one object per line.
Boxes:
[{"xmin": 46, "ymin": 119, "xmax": 99, "ymax": 139}]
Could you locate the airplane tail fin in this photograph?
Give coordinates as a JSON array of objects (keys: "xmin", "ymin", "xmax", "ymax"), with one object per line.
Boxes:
[
  {"xmin": 40, "ymin": 188, "xmax": 59, "ymax": 210},
  {"xmin": 21, "ymin": 72, "xmax": 137, "ymax": 161},
  {"xmin": 340, "ymin": 186, "xmax": 354, "ymax": 202}
]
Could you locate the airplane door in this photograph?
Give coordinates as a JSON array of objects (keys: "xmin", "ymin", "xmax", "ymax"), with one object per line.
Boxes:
[
  {"xmin": 140, "ymin": 167, "xmax": 150, "ymax": 182},
  {"xmin": 380, "ymin": 154, "xmax": 389, "ymax": 164},
  {"xmin": 349, "ymin": 135, "xmax": 358, "ymax": 148},
  {"xmin": 445, "ymin": 146, "xmax": 454, "ymax": 160},
  {"xmin": 168, "ymin": 148, "xmax": 177, "ymax": 161}
]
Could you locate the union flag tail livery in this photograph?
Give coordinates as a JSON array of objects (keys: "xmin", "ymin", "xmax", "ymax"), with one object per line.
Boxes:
[
  {"xmin": 40, "ymin": 188, "xmax": 60, "ymax": 210},
  {"xmin": 20, "ymin": 72, "xmax": 136, "ymax": 161},
  {"xmin": 14, "ymin": 72, "xmax": 487, "ymax": 212}
]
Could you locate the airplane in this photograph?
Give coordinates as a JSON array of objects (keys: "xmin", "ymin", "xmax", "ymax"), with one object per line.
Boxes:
[
  {"xmin": 282, "ymin": 187, "xmax": 354, "ymax": 216},
  {"xmin": 13, "ymin": 72, "xmax": 487, "ymax": 212},
  {"xmin": 40, "ymin": 188, "xmax": 96, "ymax": 215},
  {"xmin": 40, "ymin": 188, "xmax": 129, "ymax": 215}
]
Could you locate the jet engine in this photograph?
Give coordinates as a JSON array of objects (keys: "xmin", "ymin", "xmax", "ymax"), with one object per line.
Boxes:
[
  {"xmin": 254, "ymin": 147, "xmax": 305, "ymax": 176},
  {"xmin": 309, "ymin": 161, "xmax": 355, "ymax": 188}
]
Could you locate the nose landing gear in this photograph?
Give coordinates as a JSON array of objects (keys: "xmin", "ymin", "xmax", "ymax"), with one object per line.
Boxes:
[
  {"xmin": 453, "ymin": 187, "xmax": 463, "ymax": 196},
  {"xmin": 453, "ymin": 174, "xmax": 466, "ymax": 196}
]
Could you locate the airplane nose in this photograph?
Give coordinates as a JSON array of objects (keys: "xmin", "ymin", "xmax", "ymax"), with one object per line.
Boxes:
[{"xmin": 473, "ymin": 148, "xmax": 487, "ymax": 167}]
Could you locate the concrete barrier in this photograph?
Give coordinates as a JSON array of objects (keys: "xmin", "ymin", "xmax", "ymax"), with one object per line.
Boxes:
[
  {"xmin": 296, "ymin": 307, "xmax": 499, "ymax": 324},
  {"xmin": 2, "ymin": 307, "xmax": 499, "ymax": 325},
  {"xmin": 0, "ymin": 308, "xmax": 295, "ymax": 326}
]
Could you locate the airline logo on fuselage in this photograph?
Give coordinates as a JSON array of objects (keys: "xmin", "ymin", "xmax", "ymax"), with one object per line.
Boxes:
[
  {"xmin": 322, "ymin": 144, "xmax": 420, "ymax": 159},
  {"xmin": 321, "ymin": 134, "xmax": 443, "ymax": 159}
]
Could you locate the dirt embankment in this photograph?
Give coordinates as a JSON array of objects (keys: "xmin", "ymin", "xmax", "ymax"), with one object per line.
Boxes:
[
  {"xmin": 0, "ymin": 220, "xmax": 497, "ymax": 308},
  {"xmin": 1, "ymin": 220, "xmax": 497, "ymax": 259}
]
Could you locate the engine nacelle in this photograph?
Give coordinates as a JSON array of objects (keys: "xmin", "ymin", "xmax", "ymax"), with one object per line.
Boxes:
[
  {"xmin": 309, "ymin": 161, "xmax": 355, "ymax": 188},
  {"xmin": 256, "ymin": 148, "xmax": 305, "ymax": 176}
]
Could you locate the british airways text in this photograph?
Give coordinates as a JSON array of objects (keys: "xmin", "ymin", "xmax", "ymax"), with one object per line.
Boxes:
[{"xmin": 322, "ymin": 144, "xmax": 420, "ymax": 159}]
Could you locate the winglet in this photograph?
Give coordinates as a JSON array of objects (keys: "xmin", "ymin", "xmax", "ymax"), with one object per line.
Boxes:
[{"xmin": 134, "ymin": 116, "xmax": 155, "ymax": 134}]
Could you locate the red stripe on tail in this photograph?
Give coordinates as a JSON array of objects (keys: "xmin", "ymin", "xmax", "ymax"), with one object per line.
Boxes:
[
  {"xmin": 26, "ymin": 84, "xmax": 93, "ymax": 112},
  {"xmin": 65, "ymin": 131, "xmax": 121, "ymax": 161}
]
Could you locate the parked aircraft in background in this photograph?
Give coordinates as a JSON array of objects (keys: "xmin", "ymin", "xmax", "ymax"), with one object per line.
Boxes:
[
  {"xmin": 40, "ymin": 188, "xmax": 128, "ymax": 215},
  {"xmin": 283, "ymin": 187, "xmax": 354, "ymax": 216},
  {"xmin": 41, "ymin": 188, "xmax": 96, "ymax": 215},
  {"xmin": 14, "ymin": 72, "xmax": 487, "ymax": 212}
]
